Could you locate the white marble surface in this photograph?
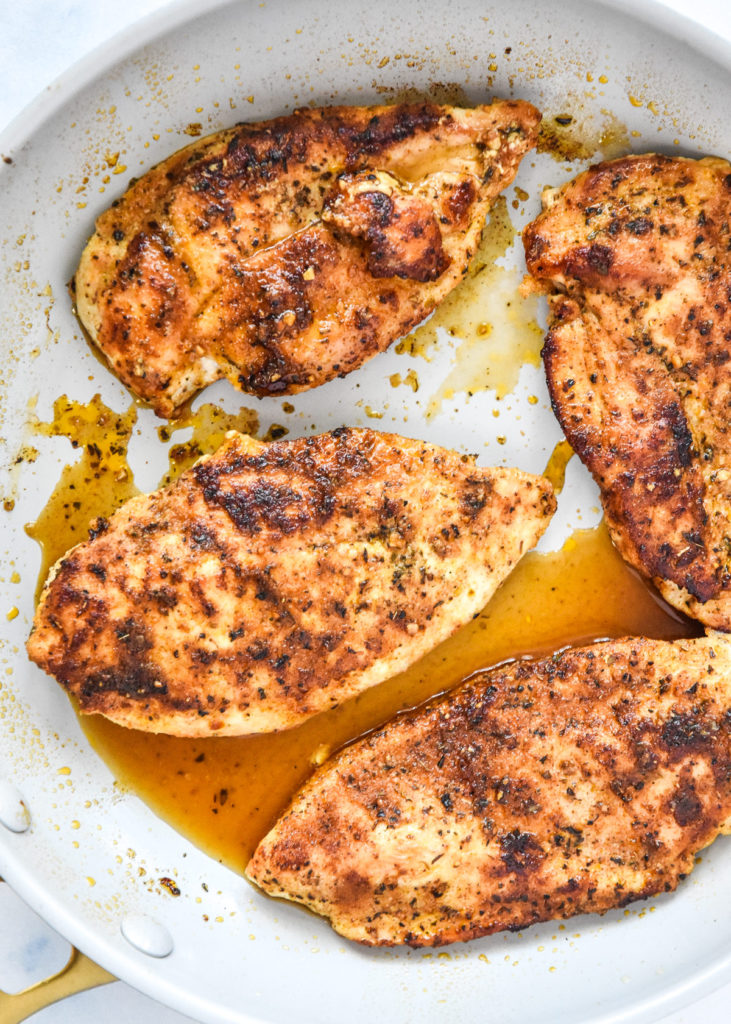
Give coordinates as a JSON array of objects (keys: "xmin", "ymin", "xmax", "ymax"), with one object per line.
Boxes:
[
  {"xmin": 21, "ymin": 981, "xmax": 197, "ymax": 1023},
  {"xmin": 0, "ymin": 1, "xmax": 729, "ymax": 1022},
  {"xmin": 0, "ymin": 883, "xmax": 72, "ymax": 996}
]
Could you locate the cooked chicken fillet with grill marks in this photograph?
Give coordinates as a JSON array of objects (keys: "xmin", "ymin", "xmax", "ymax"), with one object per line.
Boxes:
[
  {"xmin": 74, "ymin": 100, "xmax": 540, "ymax": 417},
  {"xmin": 247, "ymin": 634, "xmax": 731, "ymax": 947},
  {"xmin": 523, "ymin": 153, "xmax": 731, "ymax": 629},
  {"xmin": 26, "ymin": 428, "xmax": 555, "ymax": 737}
]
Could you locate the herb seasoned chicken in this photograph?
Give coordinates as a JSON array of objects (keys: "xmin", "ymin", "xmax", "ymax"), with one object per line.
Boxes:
[
  {"xmin": 26, "ymin": 428, "xmax": 554, "ymax": 737},
  {"xmin": 523, "ymin": 153, "xmax": 731, "ymax": 629},
  {"xmin": 247, "ymin": 634, "xmax": 731, "ymax": 946},
  {"xmin": 74, "ymin": 100, "xmax": 540, "ymax": 417}
]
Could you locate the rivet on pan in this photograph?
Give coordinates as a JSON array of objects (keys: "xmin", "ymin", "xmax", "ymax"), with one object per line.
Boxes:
[
  {"xmin": 0, "ymin": 780, "xmax": 31, "ymax": 833},
  {"xmin": 120, "ymin": 913, "xmax": 174, "ymax": 958}
]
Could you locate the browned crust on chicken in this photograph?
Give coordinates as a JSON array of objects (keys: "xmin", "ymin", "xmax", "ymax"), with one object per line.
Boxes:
[
  {"xmin": 26, "ymin": 428, "xmax": 555, "ymax": 737},
  {"xmin": 523, "ymin": 153, "xmax": 731, "ymax": 629},
  {"xmin": 74, "ymin": 100, "xmax": 540, "ymax": 417},
  {"xmin": 246, "ymin": 634, "xmax": 731, "ymax": 946}
]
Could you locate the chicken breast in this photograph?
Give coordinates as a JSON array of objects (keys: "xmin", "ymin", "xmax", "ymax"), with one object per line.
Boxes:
[
  {"xmin": 74, "ymin": 100, "xmax": 540, "ymax": 417},
  {"xmin": 247, "ymin": 633, "xmax": 731, "ymax": 946},
  {"xmin": 26, "ymin": 428, "xmax": 554, "ymax": 737},
  {"xmin": 523, "ymin": 153, "xmax": 731, "ymax": 629}
]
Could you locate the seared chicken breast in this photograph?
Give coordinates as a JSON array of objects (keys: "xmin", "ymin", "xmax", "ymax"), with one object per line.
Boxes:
[
  {"xmin": 75, "ymin": 100, "xmax": 540, "ymax": 417},
  {"xmin": 523, "ymin": 153, "xmax": 731, "ymax": 629},
  {"xmin": 27, "ymin": 428, "xmax": 554, "ymax": 737},
  {"xmin": 247, "ymin": 634, "xmax": 731, "ymax": 946}
]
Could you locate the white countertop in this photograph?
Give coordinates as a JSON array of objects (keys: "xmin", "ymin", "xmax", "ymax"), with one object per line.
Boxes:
[{"xmin": 0, "ymin": 1, "xmax": 729, "ymax": 1022}]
